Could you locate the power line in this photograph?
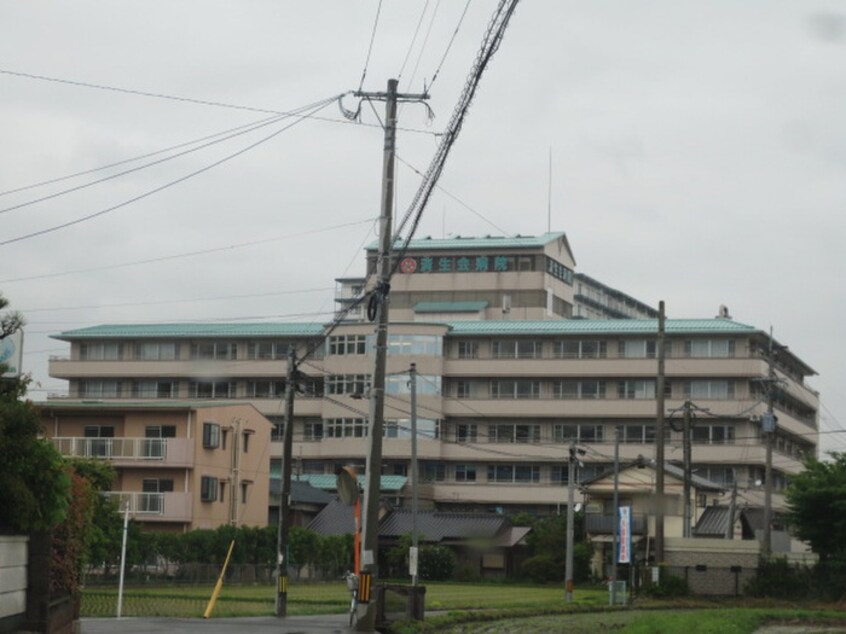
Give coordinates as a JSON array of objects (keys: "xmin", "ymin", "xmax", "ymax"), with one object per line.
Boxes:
[
  {"xmin": 427, "ymin": 0, "xmax": 473, "ymax": 93},
  {"xmin": 390, "ymin": 0, "xmax": 522, "ymax": 275},
  {"xmin": 0, "ymin": 217, "xmax": 375, "ymax": 284},
  {"xmin": 0, "ymin": 109, "xmax": 309, "ymax": 216},
  {"xmin": 0, "ymin": 95, "xmax": 340, "ymax": 247},
  {"xmin": 398, "ymin": 1, "xmax": 431, "ymax": 80},
  {"xmin": 1, "ymin": 68, "xmax": 330, "ymax": 117},
  {"xmin": 0, "ymin": 113, "xmax": 280, "ymax": 198},
  {"xmin": 402, "ymin": 0, "xmax": 443, "ymax": 94},
  {"xmin": 395, "ymin": 154, "xmax": 509, "ymax": 235},
  {"xmin": 18, "ymin": 287, "xmax": 333, "ymax": 314},
  {"xmin": 358, "ymin": 0, "xmax": 384, "ymax": 92}
]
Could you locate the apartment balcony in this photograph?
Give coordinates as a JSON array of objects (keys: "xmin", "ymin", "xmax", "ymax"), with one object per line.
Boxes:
[
  {"xmin": 50, "ymin": 437, "xmax": 194, "ymax": 467},
  {"xmin": 103, "ymin": 491, "xmax": 193, "ymax": 523},
  {"xmin": 585, "ymin": 513, "xmax": 648, "ymax": 535}
]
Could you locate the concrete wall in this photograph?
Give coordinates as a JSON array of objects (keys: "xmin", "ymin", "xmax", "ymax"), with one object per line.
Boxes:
[
  {"xmin": 664, "ymin": 537, "xmax": 759, "ymax": 596},
  {"xmin": 0, "ymin": 535, "xmax": 28, "ymax": 633}
]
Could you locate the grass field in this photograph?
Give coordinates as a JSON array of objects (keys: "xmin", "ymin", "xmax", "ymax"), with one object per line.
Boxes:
[
  {"xmin": 427, "ymin": 608, "xmax": 846, "ymax": 634},
  {"xmin": 81, "ymin": 581, "xmax": 607, "ymax": 618}
]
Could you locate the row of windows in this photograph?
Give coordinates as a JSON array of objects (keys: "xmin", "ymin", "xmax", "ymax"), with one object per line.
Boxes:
[
  {"xmin": 449, "ymin": 422, "xmax": 737, "ymax": 446},
  {"xmin": 455, "ymin": 379, "xmax": 736, "ymax": 400},
  {"xmin": 421, "ymin": 462, "xmax": 606, "ymax": 485},
  {"xmin": 452, "ymin": 338, "xmax": 737, "ymax": 360},
  {"xmin": 75, "ymin": 376, "xmax": 739, "ymax": 403},
  {"xmin": 79, "ymin": 341, "xmax": 304, "ymax": 362},
  {"xmin": 320, "ymin": 418, "xmax": 441, "ymax": 440},
  {"xmin": 78, "ymin": 337, "xmax": 739, "ymax": 362},
  {"xmin": 327, "ymin": 334, "xmax": 443, "ymax": 356}
]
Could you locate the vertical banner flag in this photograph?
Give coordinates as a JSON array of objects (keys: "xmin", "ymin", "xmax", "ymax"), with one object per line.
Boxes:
[{"xmin": 618, "ymin": 506, "xmax": 632, "ymax": 564}]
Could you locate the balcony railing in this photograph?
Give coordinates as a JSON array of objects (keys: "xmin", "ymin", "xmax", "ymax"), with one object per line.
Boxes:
[
  {"xmin": 51, "ymin": 437, "xmax": 172, "ymax": 460},
  {"xmin": 102, "ymin": 491, "xmax": 192, "ymax": 522},
  {"xmin": 585, "ymin": 513, "xmax": 648, "ymax": 535}
]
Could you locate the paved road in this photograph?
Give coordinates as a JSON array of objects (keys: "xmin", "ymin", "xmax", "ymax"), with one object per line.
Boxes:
[{"xmin": 81, "ymin": 614, "xmax": 355, "ymax": 634}]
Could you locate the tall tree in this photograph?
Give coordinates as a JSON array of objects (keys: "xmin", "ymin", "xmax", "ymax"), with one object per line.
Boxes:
[
  {"xmin": 786, "ymin": 453, "xmax": 846, "ymax": 561},
  {"xmin": 0, "ymin": 292, "xmax": 71, "ymax": 531}
]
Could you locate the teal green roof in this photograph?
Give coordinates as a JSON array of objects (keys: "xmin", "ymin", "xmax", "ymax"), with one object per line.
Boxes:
[
  {"xmin": 36, "ymin": 400, "xmax": 267, "ymax": 413},
  {"xmin": 414, "ymin": 301, "xmax": 488, "ymax": 313},
  {"xmin": 269, "ymin": 474, "xmax": 407, "ymax": 492},
  {"xmin": 53, "ymin": 322, "xmax": 326, "ymax": 340},
  {"xmin": 445, "ymin": 319, "xmax": 758, "ymax": 336},
  {"xmin": 367, "ymin": 232, "xmax": 566, "ymax": 251}
]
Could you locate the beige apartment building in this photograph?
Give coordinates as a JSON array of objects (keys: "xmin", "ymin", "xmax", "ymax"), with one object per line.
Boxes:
[
  {"xmin": 46, "ymin": 233, "xmax": 818, "ymax": 520},
  {"xmin": 39, "ymin": 401, "xmax": 271, "ymax": 531}
]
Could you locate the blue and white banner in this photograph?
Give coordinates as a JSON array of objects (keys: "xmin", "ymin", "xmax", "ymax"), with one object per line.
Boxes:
[{"xmin": 618, "ymin": 506, "xmax": 632, "ymax": 564}]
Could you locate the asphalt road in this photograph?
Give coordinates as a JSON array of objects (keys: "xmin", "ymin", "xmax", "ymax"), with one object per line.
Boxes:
[{"xmin": 81, "ymin": 614, "xmax": 355, "ymax": 634}]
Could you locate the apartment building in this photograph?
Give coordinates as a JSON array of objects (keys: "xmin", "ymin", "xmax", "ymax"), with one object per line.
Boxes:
[
  {"xmin": 43, "ymin": 233, "xmax": 818, "ymax": 519},
  {"xmin": 47, "ymin": 316, "xmax": 818, "ymax": 516},
  {"xmin": 39, "ymin": 401, "xmax": 271, "ymax": 531}
]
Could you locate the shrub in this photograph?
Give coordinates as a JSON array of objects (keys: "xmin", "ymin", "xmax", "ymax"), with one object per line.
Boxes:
[
  {"xmin": 521, "ymin": 555, "xmax": 561, "ymax": 584},
  {"xmin": 454, "ymin": 562, "xmax": 480, "ymax": 582},
  {"xmin": 419, "ymin": 545, "xmax": 455, "ymax": 581},
  {"xmin": 744, "ymin": 557, "xmax": 812, "ymax": 600},
  {"xmin": 644, "ymin": 573, "xmax": 689, "ymax": 598}
]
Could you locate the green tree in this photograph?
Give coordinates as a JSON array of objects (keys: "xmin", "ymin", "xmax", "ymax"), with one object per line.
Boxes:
[
  {"xmin": 0, "ymin": 292, "xmax": 71, "ymax": 532},
  {"xmin": 786, "ymin": 453, "xmax": 846, "ymax": 561}
]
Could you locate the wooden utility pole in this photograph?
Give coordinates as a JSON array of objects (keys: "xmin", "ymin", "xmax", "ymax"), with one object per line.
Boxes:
[
  {"xmin": 655, "ymin": 301, "xmax": 666, "ymax": 565},
  {"xmin": 355, "ymin": 78, "xmax": 428, "ymax": 632},
  {"xmin": 275, "ymin": 348, "xmax": 297, "ymax": 617}
]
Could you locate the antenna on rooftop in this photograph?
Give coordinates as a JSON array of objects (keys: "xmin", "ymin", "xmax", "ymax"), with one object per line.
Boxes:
[{"xmin": 547, "ymin": 146, "xmax": 552, "ymax": 233}]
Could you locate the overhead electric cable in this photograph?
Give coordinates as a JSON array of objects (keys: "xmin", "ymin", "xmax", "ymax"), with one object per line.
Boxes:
[
  {"xmin": 395, "ymin": 154, "xmax": 509, "ymax": 235},
  {"xmin": 397, "ymin": 1, "xmax": 431, "ymax": 80},
  {"xmin": 0, "ymin": 108, "xmax": 317, "ymax": 216},
  {"xmin": 0, "ymin": 113, "xmax": 282, "ymax": 198},
  {"xmin": 358, "ymin": 0, "xmax": 384, "ymax": 92},
  {"xmin": 0, "ymin": 217, "xmax": 374, "ymax": 283},
  {"xmin": 0, "ymin": 95, "xmax": 341, "ymax": 247},
  {"xmin": 0, "ymin": 68, "xmax": 318, "ymax": 116},
  {"xmin": 390, "ymin": 0, "xmax": 521, "ymax": 273},
  {"xmin": 19, "ymin": 287, "xmax": 333, "ymax": 313},
  {"xmin": 427, "ymin": 0, "xmax": 473, "ymax": 92},
  {"xmin": 402, "ymin": 0, "xmax": 443, "ymax": 94}
]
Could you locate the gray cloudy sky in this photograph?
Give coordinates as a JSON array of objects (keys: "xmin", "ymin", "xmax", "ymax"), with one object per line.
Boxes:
[{"xmin": 2, "ymin": 1, "xmax": 844, "ymax": 453}]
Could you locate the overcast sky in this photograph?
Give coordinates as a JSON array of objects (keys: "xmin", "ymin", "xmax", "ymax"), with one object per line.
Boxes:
[{"xmin": 1, "ymin": 1, "xmax": 844, "ymax": 453}]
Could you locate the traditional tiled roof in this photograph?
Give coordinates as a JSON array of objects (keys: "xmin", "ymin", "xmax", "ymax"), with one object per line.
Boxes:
[
  {"xmin": 307, "ymin": 501, "xmax": 527, "ymax": 545},
  {"xmin": 379, "ymin": 509, "xmax": 509, "ymax": 542},
  {"xmin": 52, "ymin": 322, "xmax": 326, "ymax": 340},
  {"xmin": 367, "ymin": 232, "xmax": 568, "ymax": 251},
  {"xmin": 269, "ymin": 479, "xmax": 334, "ymax": 506}
]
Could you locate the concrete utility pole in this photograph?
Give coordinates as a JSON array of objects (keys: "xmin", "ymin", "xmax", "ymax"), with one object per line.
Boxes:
[
  {"xmin": 410, "ymin": 362, "xmax": 419, "ymax": 587},
  {"xmin": 762, "ymin": 328, "xmax": 777, "ymax": 557},
  {"xmin": 682, "ymin": 400, "xmax": 693, "ymax": 539},
  {"xmin": 565, "ymin": 441, "xmax": 576, "ymax": 603},
  {"xmin": 610, "ymin": 427, "xmax": 620, "ymax": 606},
  {"xmin": 275, "ymin": 347, "xmax": 297, "ymax": 617},
  {"xmin": 726, "ymin": 478, "xmax": 738, "ymax": 540},
  {"xmin": 355, "ymin": 78, "xmax": 428, "ymax": 632},
  {"xmin": 655, "ymin": 301, "xmax": 666, "ymax": 565}
]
